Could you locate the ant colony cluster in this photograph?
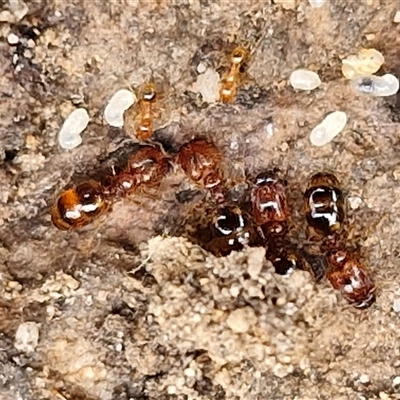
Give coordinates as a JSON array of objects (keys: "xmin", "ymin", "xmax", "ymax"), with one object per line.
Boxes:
[{"xmin": 52, "ymin": 45, "xmax": 376, "ymax": 309}]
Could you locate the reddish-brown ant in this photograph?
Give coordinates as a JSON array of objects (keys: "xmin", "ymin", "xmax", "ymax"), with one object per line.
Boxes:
[
  {"xmin": 51, "ymin": 144, "xmax": 170, "ymax": 231},
  {"xmin": 176, "ymin": 138, "xmax": 226, "ymax": 204},
  {"xmin": 250, "ymin": 172, "xmax": 300, "ymax": 275},
  {"xmin": 304, "ymin": 173, "xmax": 375, "ymax": 308},
  {"xmin": 51, "ymin": 180, "xmax": 111, "ymax": 231},
  {"xmin": 107, "ymin": 144, "xmax": 171, "ymax": 198}
]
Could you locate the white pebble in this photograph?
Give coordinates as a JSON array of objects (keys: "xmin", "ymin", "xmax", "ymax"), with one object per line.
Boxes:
[
  {"xmin": 7, "ymin": 33, "xmax": 19, "ymax": 45},
  {"xmin": 394, "ymin": 11, "xmax": 400, "ymax": 23},
  {"xmin": 58, "ymin": 108, "xmax": 90, "ymax": 150},
  {"xmin": 289, "ymin": 69, "xmax": 321, "ymax": 91},
  {"xmin": 104, "ymin": 89, "xmax": 136, "ymax": 128},
  {"xmin": 351, "ymin": 74, "xmax": 399, "ymax": 97},
  {"xmin": 393, "ymin": 376, "xmax": 400, "ymax": 386},
  {"xmin": 196, "ymin": 62, "xmax": 207, "ymax": 74},
  {"xmin": 393, "ymin": 298, "xmax": 400, "ymax": 313},
  {"xmin": 308, "ymin": 0, "xmax": 327, "ymax": 8},
  {"xmin": 309, "ymin": 111, "xmax": 347, "ymax": 147},
  {"xmin": 347, "ymin": 196, "xmax": 363, "ymax": 210},
  {"xmin": 359, "ymin": 374, "xmax": 370, "ymax": 384},
  {"xmin": 193, "ymin": 68, "xmax": 220, "ymax": 103},
  {"xmin": 14, "ymin": 322, "xmax": 40, "ymax": 353}
]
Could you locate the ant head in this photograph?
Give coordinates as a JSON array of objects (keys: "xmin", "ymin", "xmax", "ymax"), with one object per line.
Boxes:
[
  {"xmin": 140, "ymin": 81, "xmax": 157, "ymax": 102},
  {"xmin": 231, "ymin": 47, "xmax": 247, "ymax": 64}
]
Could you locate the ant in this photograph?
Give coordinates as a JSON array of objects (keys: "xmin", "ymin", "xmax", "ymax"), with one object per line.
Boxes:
[
  {"xmin": 250, "ymin": 172, "xmax": 301, "ymax": 275},
  {"xmin": 51, "ymin": 144, "xmax": 170, "ymax": 231},
  {"xmin": 176, "ymin": 138, "xmax": 260, "ymax": 256},
  {"xmin": 176, "ymin": 138, "xmax": 226, "ymax": 205},
  {"xmin": 135, "ymin": 82, "xmax": 158, "ymax": 141},
  {"xmin": 124, "ymin": 82, "xmax": 159, "ymax": 141},
  {"xmin": 304, "ymin": 173, "xmax": 375, "ymax": 309},
  {"xmin": 219, "ymin": 46, "xmax": 247, "ymax": 104},
  {"xmin": 136, "ymin": 82, "xmax": 157, "ymax": 140}
]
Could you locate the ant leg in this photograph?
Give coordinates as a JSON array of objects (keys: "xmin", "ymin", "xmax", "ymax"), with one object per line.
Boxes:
[{"xmin": 77, "ymin": 216, "xmax": 108, "ymax": 255}]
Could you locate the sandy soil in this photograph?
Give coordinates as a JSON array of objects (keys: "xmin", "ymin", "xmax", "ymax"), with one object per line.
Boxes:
[{"xmin": 1, "ymin": 1, "xmax": 400, "ymax": 399}]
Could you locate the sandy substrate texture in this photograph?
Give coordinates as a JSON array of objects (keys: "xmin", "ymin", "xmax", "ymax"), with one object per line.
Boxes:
[{"xmin": 2, "ymin": 1, "xmax": 400, "ymax": 399}]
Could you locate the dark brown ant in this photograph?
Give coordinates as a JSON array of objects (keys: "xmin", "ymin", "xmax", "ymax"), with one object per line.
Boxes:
[
  {"xmin": 207, "ymin": 205, "xmax": 257, "ymax": 257},
  {"xmin": 51, "ymin": 144, "xmax": 170, "ymax": 231},
  {"xmin": 219, "ymin": 46, "xmax": 247, "ymax": 104},
  {"xmin": 304, "ymin": 173, "xmax": 375, "ymax": 308},
  {"xmin": 304, "ymin": 172, "xmax": 344, "ymax": 243},
  {"xmin": 177, "ymin": 138, "xmax": 260, "ymax": 256},
  {"xmin": 250, "ymin": 172, "xmax": 300, "ymax": 275}
]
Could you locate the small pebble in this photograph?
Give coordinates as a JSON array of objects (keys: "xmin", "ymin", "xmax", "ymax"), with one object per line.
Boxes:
[
  {"xmin": 393, "ymin": 376, "xmax": 400, "ymax": 386},
  {"xmin": 58, "ymin": 108, "xmax": 90, "ymax": 150},
  {"xmin": 359, "ymin": 374, "xmax": 370, "ymax": 384},
  {"xmin": 309, "ymin": 111, "xmax": 347, "ymax": 147},
  {"xmin": 393, "ymin": 298, "xmax": 400, "ymax": 313},
  {"xmin": 351, "ymin": 74, "xmax": 399, "ymax": 97},
  {"xmin": 184, "ymin": 368, "xmax": 196, "ymax": 377},
  {"xmin": 193, "ymin": 68, "xmax": 220, "ymax": 103},
  {"xmin": 348, "ymin": 196, "xmax": 363, "ymax": 210},
  {"xmin": 394, "ymin": 11, "xmax": 400, "ymax": 23},
  {"xmin": 289, "ymin": 69, "xmax": 321, "ymax": 91},
  {"xmin": 342, "ymin": 48, "xmax": 384, "ymax": 79},
  {"xmin": 308, "ymin": 0, "xmax": 326, "ymax": 8},
  {"xmin": 274, "ymin": 0, "xmax": 296, "ymax": 10},
  {"xmin": 7, "ymin": 33, "xmax": 19, "ymax": 45},
  {"xmin": 196, "ymin": 62, "xmax": 207, "ymax": 74},
  {"xmin": 104, "ymin": 89, "xmax": 136, "ymax": 128},
  {"xmin": 14, "ymin": 322, "xmax": 40, "ymax": 353},
  {"xmin": 226, "ymin": 307, "xmax": 256, "ymax": 333}
]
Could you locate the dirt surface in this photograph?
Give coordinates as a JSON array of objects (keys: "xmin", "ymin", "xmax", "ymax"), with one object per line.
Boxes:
[{"xmin": 2, "ymin": 1, "xmax": 400, "ymax": 399}]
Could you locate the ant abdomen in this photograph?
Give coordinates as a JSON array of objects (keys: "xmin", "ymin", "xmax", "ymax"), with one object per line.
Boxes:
[
  {"xmin": 51, "ymin": 180, "xmax": 110, "ymax": 231},
  {"xmin": 326, "ymin": 250, "xmax": 375, "ymax": 309},
  {"xmin": 251, "ymin": 172, "xmax": 289, "ymax": 238},
  {"xmin": 304, "ymin": 172, "xmax": 345, "ymax": 240}
]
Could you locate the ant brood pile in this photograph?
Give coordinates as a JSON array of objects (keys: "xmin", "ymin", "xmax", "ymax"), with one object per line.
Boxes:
[{"xmin": 51, "ymin": 47, "xmax": 376, "ymax": 310}]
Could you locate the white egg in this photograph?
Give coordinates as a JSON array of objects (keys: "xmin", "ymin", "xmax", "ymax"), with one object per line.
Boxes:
[
  {"xmin": 289, "ymin": 69, "xmax": 321, "ymax": 91},
  {"xmin": 104, "ymin": 89, "xmax": 136, "ymax": 127},
  {"xmin": 309, "ymin": 111, "xmax": 347, "ymax": 147},
  {"xmin": 58, "ymin": 108, "xmax": 90, "ymax": 150}
]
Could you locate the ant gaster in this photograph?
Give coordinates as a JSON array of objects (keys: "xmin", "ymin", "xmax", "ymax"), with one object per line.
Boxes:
[{"xmin": 51, "ymin": 180, "xmax": 110, "ymax": 231}]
